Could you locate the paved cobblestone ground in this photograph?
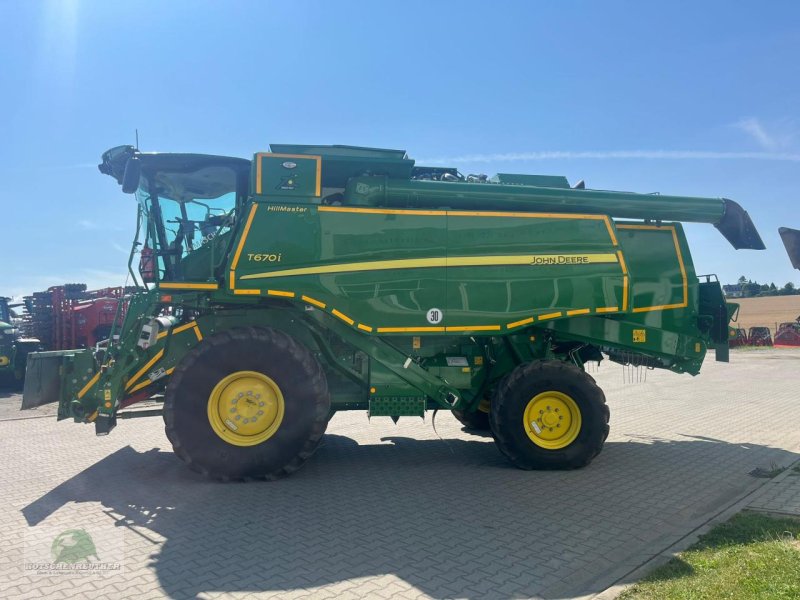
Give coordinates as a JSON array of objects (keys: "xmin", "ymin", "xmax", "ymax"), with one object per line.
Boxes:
[
  {"xmin": 1, "ymin": 349, "xmax": 799, "ymax": 600},
  {"xmin": 747, "ymin": 460, "xmax": 800, "ymax": 517}
]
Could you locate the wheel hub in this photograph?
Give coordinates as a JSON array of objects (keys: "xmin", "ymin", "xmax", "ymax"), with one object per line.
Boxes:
[
  {"xmin": 522, "ymin": 391, "xmax": 582, "ymax": 450},
  {"xmin": 207, "ymin": 371, "xmax": 285, "ymax": 446}
]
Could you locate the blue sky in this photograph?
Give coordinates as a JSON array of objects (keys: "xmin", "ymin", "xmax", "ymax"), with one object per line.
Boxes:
[{"xmin": 1, "ymin": 0, "xmax": 799, "ymax": 298}]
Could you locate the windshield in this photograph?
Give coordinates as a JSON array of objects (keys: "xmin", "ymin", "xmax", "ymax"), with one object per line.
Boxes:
[
  {"xmin": 137, "ymin": 189, "xmax": 236, "ymax": 255},
  {"xmin": 135, "ymin": 164, "xmax": 243, "ymax": 281}
]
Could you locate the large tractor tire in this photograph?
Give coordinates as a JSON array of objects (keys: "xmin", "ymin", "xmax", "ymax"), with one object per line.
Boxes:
[
  {"xmin": 164, "ymin": 326, "xmax": 330, "ymax": 481},
  {"xmin": 490, "ymin": 360, "xmax": 609, "ymax": 470}
]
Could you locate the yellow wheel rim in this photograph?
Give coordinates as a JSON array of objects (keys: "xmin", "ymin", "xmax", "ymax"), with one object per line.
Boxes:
[
  {"xmin": 207, "ymin": 370, "xmax": 285, "ymax": 447},
  {"xmin": 522, "ymin": 390, "xmax": 582, "ymax": 450}
]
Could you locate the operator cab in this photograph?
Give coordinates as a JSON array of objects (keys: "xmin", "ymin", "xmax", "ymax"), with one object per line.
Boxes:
[{"xmin": 99, "ymin": 146, "xmax": 251, "ymax": 284}]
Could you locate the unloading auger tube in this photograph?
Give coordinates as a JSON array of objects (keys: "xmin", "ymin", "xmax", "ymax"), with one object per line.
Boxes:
[
  {"xmin": 780, "ymin": 227, "xmax": 800, "ymax": 270},
  {"xmin": 344, "ymin": 177, "xmax": 765, "ymax": 250},
  {"xmin": 20, "ymin": 142, "xmax": 769, "ymax": 481}
]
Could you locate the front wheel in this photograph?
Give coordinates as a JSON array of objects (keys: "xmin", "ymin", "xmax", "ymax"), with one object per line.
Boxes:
[
  {"xmin": 490, "ymin": 360, "xmax": 609, "ymax": 470},
  {"xmin": 164, "ymin": 326, "xmax": 330, "ymax": 481},
  {"xmin": 452, "ymin": 396, "xmax": 491, "ymax": 432}
]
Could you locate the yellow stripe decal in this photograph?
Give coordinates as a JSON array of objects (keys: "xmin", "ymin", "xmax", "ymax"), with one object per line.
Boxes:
[
  {"xmin": 604, "ymin": 216, "xmax": 619, "ymax": 246},
  {"xmin": 267, "ymin": 289, "xmax": 295, "ymax": 298},
  {"xmin": 301, "ymin": 295, "xmax": 327, "ymax": 309},
  {"xmin": 445, "ymin": 325, "xmax": 501, "ymax": 332},
  {"xmin": 319, "ymin": 206, "xmax": 446, "ymax": 216},
  {"xmin": 321, "ymin": 205, "xmax": 617, "ymax": 225},
  {"xmin": 448, "ymin": 209, "xmax": 608, "ymax": 222},
  {"xmin": 622, "ymin": 275, "xmax": 629, "ymax": 311},
  {"xmin": 315, "ymin": 156, "xmax": 322, "ymax": 197},
  {"xmin": 234, "ymin": 289, "xmax": 261, "ymax": 295},
  {"xmin": 671, "ymin": 227, "xmax": 689, "ymax": 307},
  {"xmin": 77, "ymin": 372, "xmax": 101, "ymax": 399},
  {"xmin": 376, "ymin": 326, "xmax": 446, "ymax": 333},
  {"xmin": 125, "ymin": 349, "xmax": 165, "ymax": 391},
  {"xmin": 633, "ymin": 303, "xmax": 686, "ymax": 313},
  {"xmin": 158, "ymin": 320, "xmax": 199, "ymax": 339},
  {"xmin": 507, "ymin": 316, "xmax": 535, "ymax": 329},
  {"xmin": 194, "ymin": 326, "xmax": 203, "ymax": 342},
  {"xmin": 127, "ymin": 365, "xmax": 178, "ymax": 396},
  {"xmin": 538, "ymin": 311, "xmax": 563, "ymax": 321},
  {"xmin": 596, "ymin": 306, "xmax": 619, "ymax": 313},
  {"xmin": 87, "ymin": 410, "xmax": 98, "ymax": 423},
  {"xmin": 229, "ymin": 270, "xmax": 236, "ymax": 290},
  {"xmin": 616, "ymin": 224, "xmax": 666, "ymax": 231},
  {"xmin": 159, "ymin": 282, "xmax": 219, "ymax": 290},
  {"xmin": 242, "ymin": 253, "xmax": 618, "ymax": 280},
  {"xmin": 128, "ymin": 379, "xmax": 153, "ymax": 394},
  {"xmin": 616, "ymin": 250, "xmax": 628, "ymax": 274},
  {"xmin": 173, "ymin": 321, "xmax": 198, "ymax": 335},
  {"xmin": 357, "ymin": 323, "xmax": 373, "ymax": 332},
  {"xmin": 331, "ymin": 309, "xmax": 355, "ymax": 325},
  {"xmin": 231, "ymin": 203, "xmax": 258, "ymax": 271},
  {"xmin": 566, "ymin": 308, "xmax": 591, "ymax": 316}
]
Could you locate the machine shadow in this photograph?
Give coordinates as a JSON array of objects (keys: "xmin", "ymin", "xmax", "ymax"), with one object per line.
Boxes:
[{"xmin": 22, "ymin": 433, "xmax": 799, "ymax": 600}]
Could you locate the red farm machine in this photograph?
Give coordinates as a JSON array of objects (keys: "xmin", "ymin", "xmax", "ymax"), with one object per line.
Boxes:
[{"xmin": 22, "ymin": 284, "xmax": 135, "ymax": 351}]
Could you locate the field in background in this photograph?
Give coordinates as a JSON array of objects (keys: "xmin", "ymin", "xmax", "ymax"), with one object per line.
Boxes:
[{"xmin": 730, "ymin": 296, "xmax": 800, "ymax": 336}]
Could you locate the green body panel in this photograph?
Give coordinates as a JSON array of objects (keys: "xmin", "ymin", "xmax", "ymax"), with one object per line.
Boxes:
[
  {"xmin": 23, "ymin": 143, "xmax": 763, "ymax": 432},
  {"xmin": 231, "ymin": 203, "xmax": 625, "ymax": 330}
]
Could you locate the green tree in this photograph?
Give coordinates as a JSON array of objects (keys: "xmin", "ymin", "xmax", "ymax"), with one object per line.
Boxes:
[{"xmin": 743, "ymin": 282, "xmax": 761, "ymax": 297}]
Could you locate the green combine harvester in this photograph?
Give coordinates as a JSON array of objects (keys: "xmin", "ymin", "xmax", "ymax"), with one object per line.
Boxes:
[{"xmin": 23, "ymin": 144, "xmax": 765, "ymax": 480}]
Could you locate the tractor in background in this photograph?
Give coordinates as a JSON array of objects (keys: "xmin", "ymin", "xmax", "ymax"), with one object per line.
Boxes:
[
  {"xmin": 728, "ymin": 327, "xmax": 749, "ymax": 348},
  {"xmin": 0, "ymin": 297, "xmax": 42, "ymax": 388}
]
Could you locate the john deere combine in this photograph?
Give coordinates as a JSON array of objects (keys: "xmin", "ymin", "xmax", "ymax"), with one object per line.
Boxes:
[{"xmin": 23, "ymin": 144, "xmax": 765, "ymax": 480}]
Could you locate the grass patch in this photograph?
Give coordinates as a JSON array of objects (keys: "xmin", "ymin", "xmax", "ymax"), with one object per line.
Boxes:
[{"xmin": 619, "ymin": 512, "xmax": 800, "ymax": 600}]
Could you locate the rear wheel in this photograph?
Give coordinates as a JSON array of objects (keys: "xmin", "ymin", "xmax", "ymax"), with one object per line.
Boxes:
[
  {"xmin": 164, "ymin": 327, "xmax": 330, "ymax": 481},
  {"xmin": 490, "ymin": 360, "xmax": 608, "ymax": 470}
]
